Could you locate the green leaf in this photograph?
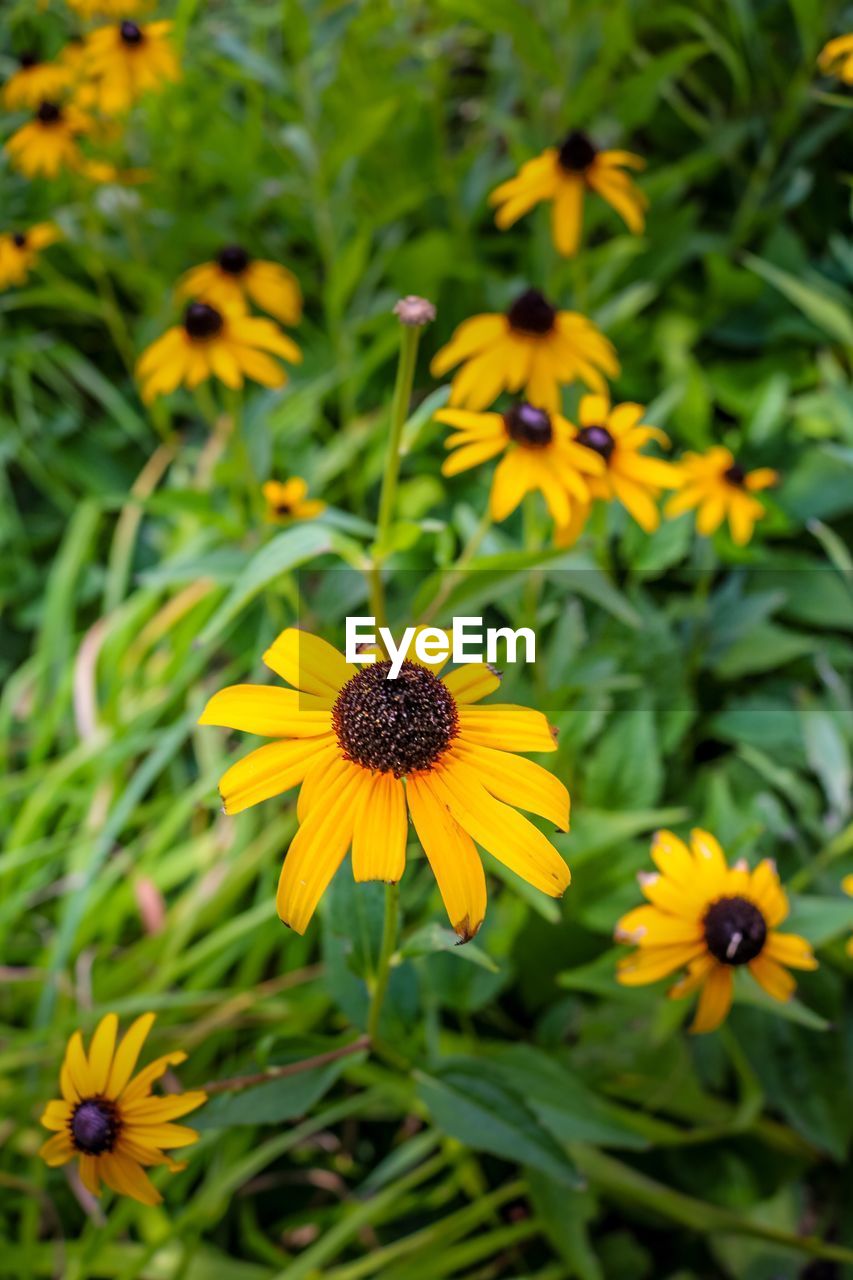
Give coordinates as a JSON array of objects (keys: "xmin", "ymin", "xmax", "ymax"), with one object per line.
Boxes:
[
  {"xmin": 743, "ymin": 253, "xmax": 853, "ymax": 347},
  {"xmin": 196, "ymin": 1051, "xmax": 360, "ymax": 1128},
  {"xmin": 400, "ymin": 923, "xmax": 500, "ymax": 972}
]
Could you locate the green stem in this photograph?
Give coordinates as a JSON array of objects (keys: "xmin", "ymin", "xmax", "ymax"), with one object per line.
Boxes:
[
  {"xmin": 367, "ymin": 881, "xmax": 400, "ymax": 1045},
  {"xmin": 420, "ymin": 507, "xmax": 493, "ymax": 626}
]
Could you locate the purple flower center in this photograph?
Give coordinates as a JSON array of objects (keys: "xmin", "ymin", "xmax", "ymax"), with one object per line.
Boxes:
[
  {"xmin": 506, "ymin": 288, "xmax": 556, "ymax": 336},
  {"xmin": 217, "ymin": 245, "xmax": 250, "ymax": 275},
  {"xmin": 71, "ymin": 1099, "xmax": 119, "ymax": 1155},
  {"xmin": 120, "ymin": 21, "xmax": 144, "ymax": 45},
  {"xmin": 184, "ymin": 302, "xmax": 224, "ymax": 339},
  {"xmin": 504, "ymin": 402, "xmax": 553, "ymax": 447},
  {"xmin": 724, "ymin": 463, "xmax": 746, "ymax": 487},
  {"xmin": 577, "ymin": 424, "xmax": 615, "ymax": 461},
  {"xmin": 703, "ymin": 896, "xmax": 766, "ymax": 965}
]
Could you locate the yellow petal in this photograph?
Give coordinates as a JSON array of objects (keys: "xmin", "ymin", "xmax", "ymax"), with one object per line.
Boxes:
[
  {"xmin": 86, "ymin": 1013, "xmax": 119, "ymax": 1095},
  {"xmin": 407, "ymin": 773, "xmax": 486, "ymax": 942},
  {"xmin": 457, "ymin": 704, "xmax": 557, "ymax": 753},
  {"xmin": 262, "ymin": 628, "xmax": 355, "ymax": 698},
  {"xmin": 198, "ymin": 684, "xmax": 332, "ymax": 737},
  {"xmin": 689, "ymin": 964, "xmax": 733, "ymax": 1033},
  {"xmin": 219, "ymin": 735, "xmax": 334, "ymax": 815},
  {"xmin": 449, "ymin": 743, "xmax": 570, "ymax": 830},
  {"xmin": 276, "ymin": 762, "xmax": 364, "ymax": 932},
  {"xmin": 351, "ymin": 772, "xmax": 407, "ymax": 883},
  {"xmin": 106, "ymin": 1013, "xmax": 156, "ymax": 1099}
]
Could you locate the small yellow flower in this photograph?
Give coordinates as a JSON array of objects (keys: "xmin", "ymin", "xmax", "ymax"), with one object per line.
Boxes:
[
  {"xmin": 2, "ymin": 53, "xmax": 72, "ymax": 110},
  {"xmin": 0, "ymin": 222, "xmax": 60, "ymax": 290},
  {"xmin": 136, "ymin": 301, "xmax": 302, "ymax": 403},
  {"xmin": 489, "ymin": 131, "xmax": 647, "ymax": 258},
  {"xmin": 40, "ymin": 1012, "xmax": 206, "ymax": 1205},
  {"xmin": 665, "ymin": 447, "xmax": 777, "ymax": 545},
  {"xmin": 199, "ymin": 628, "xmax": 571, "ymax": 940},
  {"xmin": 818, "ymin": 34, "xmax": 853, "ymax": 84},
  {"xmin": 82, "ymin": 20, "xmax": 180, "ymax": 115},
  {"xmin": 178, "ymin": 247, "xmax": 302, "ymax": 326},
  {"xmin": 5, "ymin": 101, "xmax": 92, "ymax": 179},
  {"xmin": 263, "ymin": 477, "xmax": 325, "ymax": 523},
  {"xmin": 431, "ymin": 288, "xmax": 619, "ymax": 412},
  {"xmin": 616, "ymin": 829, "xmax": 818, "ymax": 1033},
  {"xmin": 436, "ymin": 401, "xmax": 604, "ymax": 526}
]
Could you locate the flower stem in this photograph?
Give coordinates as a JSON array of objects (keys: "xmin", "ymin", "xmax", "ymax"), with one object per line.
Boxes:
[{"xmin": 367, "ymin": 881, "xmax": 400, "ymax": 1045}]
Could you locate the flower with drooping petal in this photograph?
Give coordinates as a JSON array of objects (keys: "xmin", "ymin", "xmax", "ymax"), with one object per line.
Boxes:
[
  {"xmin": 665, "ymin": 447, "xmax": 777, "ymax": 545},
  {"xmin": 178, "ymin": 246, "xmax": 302, "ymax": 326}
]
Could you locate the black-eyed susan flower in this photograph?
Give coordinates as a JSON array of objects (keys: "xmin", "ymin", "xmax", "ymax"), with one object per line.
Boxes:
[
  {"xmin": 136, "ymin": 301, "xmax": 302, "ymax": 403},
  {"xmin": 178, "ymin": 247, "xmax": 302, "ymax": 326},
  {"xmin": 665, "ymin": 447, "xmax": 777, "ymax": 546},
  {"xmin": 83, "ymin": 21, "xmax": 180, "ymax": 115},
  {"xmin": 199, "ymin": 628, "xmax": 570, "ymax": 940},
  {"xmin": 0, "ymin": 222, "xmax": 60, "ymax": 290},
  {"xmin": 818, "ymin": 34, "xmax": 853, "ymax": 84},
  {"xmin": 616, "ymin": 829, "xmax": 817, "ymax": 1033},
  {"xmin": 563, "ymin": 393, "xmax": 681, "ymax": 533},
  {"xmin": 436, "ymin": 401, "xmax": 604, "ymax": 526},
  {"xmin": 4, "ymin": 100, "xmax": 92, "ymax": 179},
  {"xmin": 2, "ymin": 53, "xmax": 72, "ymax": 110},
  {"xmin": 489, "ymin": 131, "xmax": 647, "ymax": 257},
  {"xmin": 263, "ymin": 477, "xmax": 325, "ymax": 523},
  {"xmin": 40, "ymin": 1012, "xmax": 205, "ymax": 1205},
  {"xmin": 430, "ymin": 288, "xmax": 619, "ymax": 412}
]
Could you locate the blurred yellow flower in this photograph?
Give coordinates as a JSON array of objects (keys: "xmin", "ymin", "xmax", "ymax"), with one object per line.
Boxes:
[
  {"xmin": 5, "ymin": 101, "xmax": 93, "ymax": 178},
  {"xmin": 431, "ymin": 288, "xmax": 619, "ymax": 412},
  {"xmin": 818, "ymin": 33, "xmax": 853, "ymax": 83},
  {"xmin": 199, "ymin": 628, "xmax": 570, "ymax": 939},
  {"xmin": 263, "ymin": 477, "xmax": 325, "ymax": 523},
  {"xmin": 616, "ymin": 830, "xmax": 817, "ymax": 1033},
  {"xmin": 437, "ymin": 401, "xmax": 603, "ymax": 526},
  {"xmin": 0, "ymin": 222, "xmax": 60, "ymax": 290},
  {"xmin": 665, "ymin": 447, "xmax": 777, "ymax": 545},
  {"xmin": 67, "ymin": 0, "xmax": 148, "ymax": 15},
  {"xmin": 136, "ymin": 301, "xmax": 302, "ymax": 403},
  {"xmin": 82, "ymin": 20, "xmax": 180, "ymax": 114},
  {"xmin": 490, "ymin": 131, "xmax": 647, "ymax": 257},
  {"xmin": 40, "ymin": 1012, "xmax": 205, "ymax": 1205},
  {"xmin": 2, "ymin": 54, "xmax": 72, "ymax": 109},
  {"xmin": 843, "ymin": 875, "xmax": 853, "ymax": 957},
  {"xmin": 178, "ymin": 247, "xmax": 302, "ymax": 325}
]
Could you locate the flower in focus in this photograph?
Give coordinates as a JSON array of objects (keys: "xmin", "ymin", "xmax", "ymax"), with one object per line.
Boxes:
[
  {"xmin": 665, "ymin": 447, "xmax": 777, "ymax": 545},
  {"xmin": 82, "ymin": 21, "xmax": 180, "ymax": 114},
  {"xmin": 178, "ymin": 247, "xmax": 302, "ymax": 326},
  {"xmin": 136, "ymin": 301, "xmax": 302, "ymax": 403},
  {"xmin": 616, "ymin": 829, "xmax": 817, "ymax": 1033},
  {"xmin": 560, "ymin": 393, "xmax": 681, "ymax": 535},
  {"xmin": 437, "ymin": 401, "xmax": 604, "ymax": 525},
  {"xmin": 818, "ymin": 34, "xmax": 853, "ymax": 84},
  {"xmin": 489, "ymin": 130, "xmax": 647, "ymax": 257},
  {"xmin": 2, "ymin": 53, "xmax": 72, "ymax": 110},
  {"xmin": 40, "ymin": 1012, "xmax": 206, "ymax": 1205},
  {"xmin": 5, "ymin": 101, "xmax": 92, "ymax": 178},
  {"xmin": 431, "ymin": 288, "xmax": 619, "ymax": 411},
  {"xmin": 263, "ymin": 477, "xmax": 325, "ymax": 523},
  {"xmin": 0, "ymin": 223, "xmax": 60, "ymax": 290},
  {"xmin": 200, "ymin": 628, "xmax": 571, "ymax": 940}
]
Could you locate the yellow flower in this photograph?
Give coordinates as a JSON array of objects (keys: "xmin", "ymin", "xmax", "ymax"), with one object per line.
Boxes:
[
  {"xmin": 0, "ymin": 222, "xmax": 60, "ymax": 290},
  {"xmin": 199, "ymin": 628, "xmax": 571, "ymax": 940},
  {"xmin": 136, "ymin": 301, "xmax": 302, "ymax": 403},
  {"xmin": 178, "ymin": 247, "xmax": 302, "ymax": 326},
  {"xmin": 67, "ymin": 0, "xmax": 148, "ymax": 16},
  {"xmin": 489, "ymin": 131, "xmax": 647, "ymax": 257},
  {"xmin": 616, "ymin": 830, "xmax": 817, "ymax": 1033},
  {"xmin": 4, "ymin": 101, "xmax": 92, "ymax": 179},
  {"xmin": 436, "ymin": 401, "xmax": 604, "ymax": 525},
  {"xmin": 263, "ymin": 477, "xmax": 325, "ymax": 523},
  {"xmin": 2, "ymin": 54, "xmax": 72, "ymax": 110},
  {"xmin": 431, "ymin": 288, "xmax": 619, "ymax": 412},
  {"xmin": 818, "ymin": 34, "xmax": 853, "ymax": 84},
  {"xmin": 39, "ymin": 1012, "xmax": 206, "ymax": 1205},
  {"xmin": 82, "ymin": 21, "xmax": 180, "ymax": 115},
  {"xmin": 665, "ymin": 447, "xmax": 777, "ymax": 545}
]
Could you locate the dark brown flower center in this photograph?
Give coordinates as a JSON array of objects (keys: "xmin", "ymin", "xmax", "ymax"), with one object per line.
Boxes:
[
  {"xmin": 19, "ymin": 52, "xmax": 39, "ymax": 69},
  {"xmin": 71, "ymin": 1098, "xmax": 119, "ymax": 1155},
  {"xmin": 12, "ymin": 232, "xmax": 28, "ymax": 249},
  {"xmin": 506, "ymin": 288, "xmax": 556, "ymax": 336},
  {"xmin": 724, "ymin": 463, "xmax": 746, "ymax": 487},
  {"xmin": 36, "ymin": 101, "xmax": 62, "ymax": 125},
  {"xmin": 274, "ymin": 502, "xmax": 292, "ymax": 516},
  {"xmin": 577, "ymin": 424, "xmax": 615, "ymax": 461},
  {"xmin": 504, "ymin": 402, "xmax": 553, "ymax": 447},
  {"xmin": 558, "ymin": 130, "xmax": 597, "ymax": 173},
  {"xmin": 703, "ymin": 896, "xmax": 766, "ymax": 965},
  {"xmin": 217, "ymin": 244, "xmax": 250, "ymax": 275},
  {"xmin": 120, "ymin": 21, "xmax": 144, "ymax": 45},
  {"xmin": 184, "ymin": 302, "xmax": 224, "ymax": 339},
  {"xmin": 332, "ymin": 660, "xmax": 458, "ymax": 776}
]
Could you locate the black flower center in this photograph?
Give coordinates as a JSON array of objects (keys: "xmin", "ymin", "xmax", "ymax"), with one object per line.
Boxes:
[
  {"xmin": 703, "ymin": 896, "xmax": 767, "ymax": 965},
  {"xmin": 120, "ymin": 21, "xmax": 144, "ymax": 45},
  {"xmin": 506, "ymin": 288, "xmax": 556, "ymax": 336},
  {"xmin": 184, "ymin": 302, "xmax": 224, "ymax": 339},
  {"xmin": 12, "ymin": 232, "xmax": 28, "ymax": 249},
  {"xmin": 504, "ymin": 402, "xmax": 553, "ymax": 447},
  {"xmin": 577, "ymin": 424, "xmax": 615, "ymax": 461},
  {"xmin": 71, "ymin": 1098, "xmax": 119, "ymax": 1155},
  {"xmin": 558, "ymin": 130, "xmax": 597, "ymax": 173},
  {"xmin": 724, "ymin": 463, "xmax": 745, "ymax": 487},
  {"xmin": 332, "ymin": 660, "xmax": 459, "ymax": 777},
  {"xmin": 19, "ymin": 52, "xmax": 39, "ymax": 69},
  {"xmin": 217, "ymin": 244, "xmax": 250, "ymax": 275},
  {"xmin": 274, "ymin": 502, "xmax": 292, "ymax": 516},
  {"xmin": 36, "ymin": 101, "xmax": 62, "ymax": 125}
]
